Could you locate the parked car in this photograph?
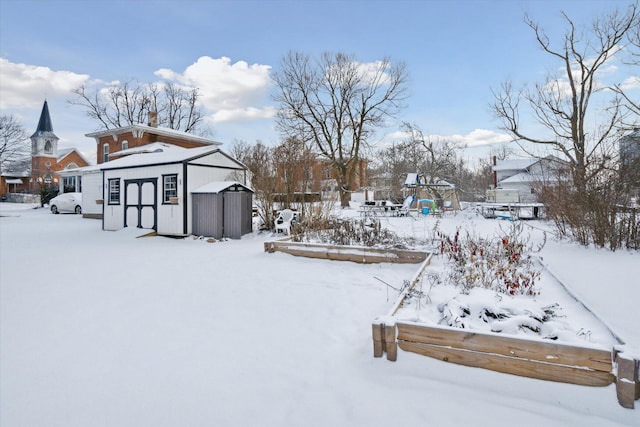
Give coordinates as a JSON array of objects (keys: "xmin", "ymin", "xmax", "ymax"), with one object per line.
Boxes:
[{"xmin": 49, "ymin": 192, "xmax": 82, "ymax": 214}]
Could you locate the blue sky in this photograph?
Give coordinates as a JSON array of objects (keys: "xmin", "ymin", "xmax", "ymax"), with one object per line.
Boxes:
[{"xmin": 0, "ymin": 0, "xmax": 637, "ymax": 164}]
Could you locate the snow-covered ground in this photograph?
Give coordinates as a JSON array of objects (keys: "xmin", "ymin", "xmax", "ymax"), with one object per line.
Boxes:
[{"xmin": 1, "ymin": 202, "xmax": 638, "ymax": 426}]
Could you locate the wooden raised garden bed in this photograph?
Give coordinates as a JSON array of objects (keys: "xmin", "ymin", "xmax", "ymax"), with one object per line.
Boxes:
[{"xmin": 372, "ymin": 257, "xmax": 640, "ymax": 409}]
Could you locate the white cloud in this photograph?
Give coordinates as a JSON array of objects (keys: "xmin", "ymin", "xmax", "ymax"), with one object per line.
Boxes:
[
  {"xmin": 620, "ymin": 76, "xmax": 640, "ymax": 91},
  {"xmin": 154, "ymin": 56, "xmax": 274, "ymax": 123},
  {"xmin": 376, "ymin": 128, "xmax": 511, "ymax": 149},
  {"xmin": 450, "ymin": 129, "xmax": 513, "ymax": 147},
  {"xmin": 0, "ymin": 58, "xmax": 90, "ymax": 109}
]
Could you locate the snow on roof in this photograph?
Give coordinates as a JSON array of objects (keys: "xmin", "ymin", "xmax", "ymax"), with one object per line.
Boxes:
[
  {"xmin": 5, "ymin": 178, "xmax": 25, "ymax": 184},
  {"xmin": 85, "ymin": 124, "xmax": 221, "ymax": 146},
  {"xmin": 109, "ymin": 142, "xmax": 186, "ymax": 159},
  {"xmin": 56, "ymin": 145, "xmax": 221, "ymax": 175},
  {"xmin": 404, "ymin": 173, "xmax": 420, "ymax": 186},
  {"xmin": 404, "ymin": 173, "xmax": 455, "ymax": 188},
  {"xmin": 100, "ymin": 145, "xmax": 220, "ymax": 170},
  {"xmin": 492, "ymin": 158, "xmax": 538, "ymax": 172},
  {"xmin": 191, "ymin": 181, "xmax": 254, "ymax": 193},
  {"xmin": 57, "ymin": 148, "xmax": 92, "ymax": 166},
  {"xmin": 498, "ymin": 172, "xmax": 535, "ymax": 184}
]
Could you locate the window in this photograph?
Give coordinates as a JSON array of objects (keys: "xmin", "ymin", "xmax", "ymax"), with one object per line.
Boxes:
[
  {"xmin": 63, "ymin": 176, "xmax": 79, "ymax": 192},
  {"xmin": 163, "ymin": 174, "xmax": 178, "ymax": 203},
  {"xmin": 108, "ymin": 179, "xmax": 120, "ymax": 205},
  {"xmin": 103, "ymin": 143, "xmax": 109, "ymax": 162},
  {"xmin": 122, "ymin": 140, "xmax": 128, "ymax": 150},
  {"xmin": 43, "ymin": 172, "xmax": 52, "ymax": 183},
  {"xmin": 44, "ymin": 140, "xmax": 53, "ymax": 154}
]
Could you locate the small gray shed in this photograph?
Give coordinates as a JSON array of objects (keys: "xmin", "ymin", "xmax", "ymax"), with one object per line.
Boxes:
[{"xmin": 191, "ymin": 181, "xmax": 254, "ymax": 239}]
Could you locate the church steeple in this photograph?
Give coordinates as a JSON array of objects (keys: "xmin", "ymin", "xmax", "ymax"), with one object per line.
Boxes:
[
  {"xmin": 31, "ymin": 100, "xmax": 57, "ymax": 139},
  {"xmin": 31, "ymin": 100, "xmax": 59, "ymax": 157},
  {"xmin": 31, "ymin": 100, "xmax": 60, "ymax": 188}
]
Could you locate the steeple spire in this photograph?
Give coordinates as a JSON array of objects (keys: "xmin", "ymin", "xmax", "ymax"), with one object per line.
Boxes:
[{"xmin": 30, "ymin": 100, "xmax": 56, "ymax": 138}]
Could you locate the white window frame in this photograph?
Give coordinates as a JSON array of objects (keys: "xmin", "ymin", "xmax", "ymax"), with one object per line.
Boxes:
[
  {"xmin": 163, "ymin": 174, "xmax": 178, "ymax": 203},
  {"xmin": 108, "ymin": 178, "xmax": 120, "ymax": 205}
]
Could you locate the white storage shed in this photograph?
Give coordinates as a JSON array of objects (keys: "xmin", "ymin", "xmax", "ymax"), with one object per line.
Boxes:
[{"xmin": 99, "ymin": 145, "xmax": 249, "ymax": 236}]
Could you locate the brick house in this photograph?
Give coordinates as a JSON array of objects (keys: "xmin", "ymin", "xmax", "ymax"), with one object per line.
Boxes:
[{"xmin": 86, "ymin": 112, "xmax": 217, "ymax": 165}]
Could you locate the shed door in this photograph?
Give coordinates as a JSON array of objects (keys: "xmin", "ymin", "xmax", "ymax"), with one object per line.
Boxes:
[{"xmin": 124, "ymin": 178, "xmax": 157, "ymax": 230}]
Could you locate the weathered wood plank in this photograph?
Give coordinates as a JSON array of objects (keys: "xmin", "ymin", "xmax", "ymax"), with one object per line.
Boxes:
[
  {"xmin": 397, "ymin": 322, "xmax": 612, "ymax": 372},
  {"xmin": 268, "ymin": 242, "xmax": 428, "ymax": 264},
  {"xmin": 398, "ymin": 341, "xmax": 615, "ymax": 387},
  {"xmin": 615, "ymin": 353, "xmax": 639, "ymax": 408}
]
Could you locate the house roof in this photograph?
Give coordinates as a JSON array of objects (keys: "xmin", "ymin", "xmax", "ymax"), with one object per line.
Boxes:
[
  {"xmin": 58, "ymin": 148, "xmax": 92, "ymax": 166},
  {"xmin": 492, "ymin": 158, "xmax": 538, "ymax": 172},
  {"xmin": 498, "ymin": 172, "xmax": 536, "ymax": 184},
  {"xmin": 85, "ymin": 124, "xmax": 221, "ymax": 147},
  {"xmin": 4, "ymin": 178, "xmax": 25, "ymax": 184},
  {"xmin": 108, "ymin": 142, "xmax": 184, "ymax": 159},
  {"xmin": 30, "ymin": 100, "xmax": 58, "ymax": 140},
  {"xmin": 404, "ymin": 173, "xmax": 455, "ymax": 188},
  {"xmin": 192, "ymin": 181, "xmax": 254, "ymax": 193}
]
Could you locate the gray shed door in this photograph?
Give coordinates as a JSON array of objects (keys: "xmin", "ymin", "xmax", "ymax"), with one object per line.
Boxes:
[
  {"xmin": 192, "ymin": 191, "xmax": 252, "ymax": 239},
  {"xmin": 192, "ymin": 193, "xmax": 224, "ymax": 238}
]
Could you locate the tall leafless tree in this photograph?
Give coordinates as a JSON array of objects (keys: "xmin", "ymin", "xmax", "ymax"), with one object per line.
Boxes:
[
  {"xmin": 70, "ymin": 80, "xmax": 207, "ymax": 134},
  {"xmin": 491, "ymin": 3, "xmax": 639, "ymax": 193},
  {"xmin": 492, "ymin": 4, "xmax": 640, "ymax": 249},
  {"xmin": 0, "ymin": 114, "xmax": 29, "ymax": 173},
  {"xmin": 229, "ymin": 140, "xmax": 278, "ymax": 229},
  {"xmin": 273, "ymin": 51, "xmax": 408, "ymax": 207}
]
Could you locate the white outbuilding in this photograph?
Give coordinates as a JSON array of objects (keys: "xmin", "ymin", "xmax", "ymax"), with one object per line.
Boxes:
[{"xmin": 60, "ymin": 143, "xmax": 252, "ymax": 238}]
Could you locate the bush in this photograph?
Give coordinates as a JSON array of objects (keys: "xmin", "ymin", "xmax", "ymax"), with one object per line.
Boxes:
[
  {"xmin": 40, "ymin": 185, "xmax": 59, "ymax": 207},
  {"xmin": 438, "ymin": 222, "xmax": 543, "ymax": 296},
  {"xmin": 291, "ymin": 216, "xmax": 410, "ymax": 248}
]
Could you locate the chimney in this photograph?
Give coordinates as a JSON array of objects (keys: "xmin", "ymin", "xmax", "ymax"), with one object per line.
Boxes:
[
  {"xmin": 492, "ymin": 156, "xmax": 497, "ymax": 188},
  {"xmin": 148, "ymin": 111, "xmax": 158, "ymax": 128}
]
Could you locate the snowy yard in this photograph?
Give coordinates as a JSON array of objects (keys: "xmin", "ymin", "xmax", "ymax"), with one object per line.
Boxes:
[{"xmin": 1, "ymin": 203, "xmax": 638, "ymax": 426}]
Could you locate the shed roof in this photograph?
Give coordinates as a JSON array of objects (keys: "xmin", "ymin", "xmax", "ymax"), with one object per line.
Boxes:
[{"xmin": 191, "ymin": 181, "xmax": 253, "ymax": 193}]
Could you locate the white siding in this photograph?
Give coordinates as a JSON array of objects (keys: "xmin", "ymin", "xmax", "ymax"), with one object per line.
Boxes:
[
  {"xmin": 100, "ymin": 154, "xmax": 247, "ymax": 235},
  {"xmin": 81, "ymin": 172, "xmax": 103, "ymax": 217},
  {"xmin": 156, "ymin": 164, "xmax": 184, "ymax": 235}
]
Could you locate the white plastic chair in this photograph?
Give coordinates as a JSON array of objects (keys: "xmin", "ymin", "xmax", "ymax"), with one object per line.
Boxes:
[{"xmin": 275, "ymin": 209, "xmax": 295, "ymax": 235}]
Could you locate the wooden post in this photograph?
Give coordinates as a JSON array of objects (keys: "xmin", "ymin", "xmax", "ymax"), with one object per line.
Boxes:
[
  {"xmin": 384, "ymin": 320, "xmax": 397, "ymax": 362},
  {"xmin": 372, "ymin": 321, "xmax": 384, "ymax": 358},
  {"xmin": 615, "ymin": 351, "xmax": 639, "ymax": 409}
]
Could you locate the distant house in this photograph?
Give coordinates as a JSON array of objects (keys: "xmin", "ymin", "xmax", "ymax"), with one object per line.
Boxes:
[
  {"xmin": 490, "ymin": 155, "xmax": 565, "ymax": 203},
  {"xmin": 620, "ymin": 127, "xmax": 640, "ymax": 170},
  {"xmin": 59, "ymin": 143, "xmax": 252, "ymax": 238}
]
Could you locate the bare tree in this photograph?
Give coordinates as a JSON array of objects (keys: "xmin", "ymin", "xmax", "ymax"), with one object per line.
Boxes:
[
  {"xmin": 229, "ymin": 140, "xmax": 278, "ymax": 229},
  {"xmin": 70, "ymin": 80, "xmax": 206, "ymax": 134},
  {"xmin": 492, "ymin": 4, "xmax": 640, "ymax": 249},
  {"xmin": 0, "ymin": 114, "xmax": 29, "ymax": 173},
  {"xmin": 400, "ymin": 122, "xmax": 458, "ymax": 188},
  {"xmin": 611, "ymin": 7, "xmax": 640, "ymax": 120},
  {"xmin": 491, "ymin": 4, "xmax": 639, "ymax": 193},
  {"xmin": 272, "ymin": 137, "xmax": 316, "ymax": 214},
  {"xmin": 273, "ymin": 51, "xmax": 408, "ymax": 207}
]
